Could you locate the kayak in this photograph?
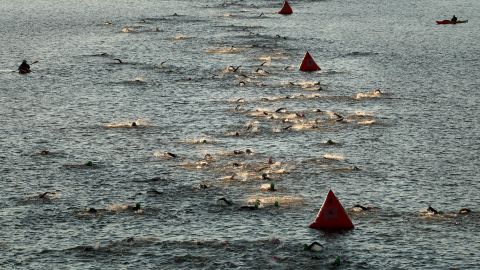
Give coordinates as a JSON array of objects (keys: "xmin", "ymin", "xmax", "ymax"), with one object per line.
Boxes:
[
  {"xmin": 436, "ymin": 20, "xmax": 468, "ymax": 24},
  {"xmin": 18, "ymin": 69, "xmax": 31, "ymax": 74}
]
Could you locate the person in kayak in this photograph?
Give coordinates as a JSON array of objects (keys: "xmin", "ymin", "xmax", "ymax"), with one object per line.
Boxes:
[
  {"xmin": 18, "ymin": 60, "xmax": 31, "ymax": 74},
  {"xmin": 451, "ymin": 15, "xmax": 457, "ymax": 23}
]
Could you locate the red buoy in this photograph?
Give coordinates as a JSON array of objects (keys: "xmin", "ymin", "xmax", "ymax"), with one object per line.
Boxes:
[
  {"xmin": 309, "ymin": 190, "xmax": 354, "ymax": 231},
  {"xmin": 299, "ymin": 51, "xmax": 321, "ymax": 72},
  {"xmin": 278, "ymin": 1, "xmax": 293, "ymax": 15}
]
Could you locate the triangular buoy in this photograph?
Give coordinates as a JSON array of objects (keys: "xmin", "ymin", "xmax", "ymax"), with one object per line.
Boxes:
[
  {"xmin": 278, "ymin": 1, "xmax": 293, "ymax": 15},
  {"xmin": 299, "ymin": 51, "xmax": 321, "ymax": 72},
  {"xmin": 309, "ymin": 190, "xmax": 354, "ymax": 230}
]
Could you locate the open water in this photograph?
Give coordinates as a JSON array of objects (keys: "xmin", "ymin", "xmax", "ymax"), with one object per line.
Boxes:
[{"xmin": 1, "ymin": 0, "xmax": 479, "ymax": 269}]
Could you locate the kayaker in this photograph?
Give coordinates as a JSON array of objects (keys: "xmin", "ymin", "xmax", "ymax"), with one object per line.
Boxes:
[
  {"xmin": 451, "ymin": 15, "xmax": 457, "ymax": 23},
  {"xmin": 18, "ymin": 60, "xmax": 31, "ymax": 74}
]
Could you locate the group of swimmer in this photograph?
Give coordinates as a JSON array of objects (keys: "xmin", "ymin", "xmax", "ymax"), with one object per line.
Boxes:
[{"xmin": 17, "ymin": 6, "xmax": 475, "ymax": 264}]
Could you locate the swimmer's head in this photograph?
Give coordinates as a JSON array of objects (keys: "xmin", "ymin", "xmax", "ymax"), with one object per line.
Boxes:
[
  {"xmin": 133, "ymin": 202, "xmax": 141, "ymax": 210},
  {"xmin": 85, "ymin": 161, "xmax": 93, "ymax": 166},
  {"xmin": 269, "ymin": 182, "xmax": 275, "ymax": 191},
  {"xmin": 131, "ymin": 122, "xmax": 137, "ymax": 127},
  {"xmin": 255, "ymin": 199, "xmax": 261, "ymax": 207}
]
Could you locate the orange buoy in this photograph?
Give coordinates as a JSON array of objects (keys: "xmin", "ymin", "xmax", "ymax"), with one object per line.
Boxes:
[
  {"xmin": 299, "ymin": 51, "xmax": 321, "ymax": 72},
  {"xmin": 309, "ymin": 189, "xmax": 354, "ymax": 231},
  {"xmin": 278, "ymin": 1, "xmax": 293, "ymax": 15}
]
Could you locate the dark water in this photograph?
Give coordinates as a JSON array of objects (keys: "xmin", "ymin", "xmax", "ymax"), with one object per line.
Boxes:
[{"xmin": 1, "ymin": 0, "xmax": 479, "ymax": 269}]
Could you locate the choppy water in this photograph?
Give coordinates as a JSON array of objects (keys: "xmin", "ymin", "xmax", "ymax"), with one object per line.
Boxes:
[{"xmin": 1, "ymin": 0, "xmax": 479, "ymax": 269}]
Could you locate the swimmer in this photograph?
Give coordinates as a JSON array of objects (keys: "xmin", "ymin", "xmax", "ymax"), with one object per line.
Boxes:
[
  {"xmin": 304, "ymin": 242, "xmax": 324, "ymax": 252},
  {"xmin": 149, "ymin": 176, "xmax": 163, "ymax": 182},
  {"xmin": 125, "ymin": 237, "xmax": 135, "ymax": 243},
  {"xmin": 165, "ymin": 152, "xmax": 177, "ymax": 158},
  {"xmin": 40, "ymin": 150, "xmax": 50, "ymax": 155},
  {"xmin": 87, "ymin": 207, "xmax": 97, "ymax": 213},
  {"xmin": 427, "ymin": 206, "xmax": 441, "ymax": 215},
  {"xmin": 233, "ymin": 150, "xmax": 244, "ymax": 155},
  {"xmin": 351, "ymin": 204, "xmax": 373, "ymax": 212},
  {"xmin": 85, "ymin": 161, "xmax": 94, "ymax": 167},
  {"xmin": 132, "ymin": 202, "xmax": 141, "ymax": 211},
  {"xmin": 228, "ymin": 65, "xmax": 241, "ymax": 72},
  {"xmin": 38, "ymin": 192, "xmax": 51, "ymax": 199},
  {"xmin": 268, "ymin": 157, "xmax": 273, "ymax": 165},
  {"xmin": 262, "ymin": 173, "xmax": 271, "ymax": 180},
  {"xmin": 458, "ymin": 208, "xmax": 471, "ymax": 215},
  {"xmin": 240, "ymin": 199, "xmax": 260, "ymax": 210},
  {"xmin": 147, "ymin": 188, "xmax": 162, "ymax": 195},
  {"xmin": 268, "ymin": 182, "xmax": 275, "ymax": 191},
  {"xmin": 245, "ymin": 149, "xmax": 253, "ymax": 154},
  {"xmin": 199, "ymin": 183, "xmax": 209, "ymax": 189},
  {"xmin": 255, "ymin": 68, "xmax": 269, "ymax": 74},
  {"xmin": 333, "ymin": 112, "xmax": 344, "ymax": 121},
  {"xmin": 204, "ymin": 154, "xmax": 213, "ymax": 161},
  {"xmin": 217, "ymin": 197, "xmax": 233, "ymax": 206},
  {"xmin": 326, "ymin": 139, "xmax": 336, "ymax": 145},
  {"xmin": 83, "ymin": 246, "xmax": 96, "ymax": 252}
]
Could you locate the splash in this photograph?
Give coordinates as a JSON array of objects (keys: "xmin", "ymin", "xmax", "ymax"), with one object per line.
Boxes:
[
  {"xmin": 183, "ymin": 136, "xmax": 215, "ymax": 144},
  {"xmin": 105, "ymin": 119, "xmax": 146, "ymax": 128},
  {"xmin": 246, "ymin": 195, "xmax": 304, "ymax": 206},
  {"xmin": 121, "ymin": 26, "xmax": 136, "ymax": 33},
  {"xmin": 323, "ymin": 153, "xmax": 345, "ymax": 161},
  {"xmin": 206, "ymin": 47, "xmax": 245, "ymax": 54},
  {"xmin": 173, "ymin": 34, "xmax": 190, "ymax": 40},
  {"xmin": 354, "ymin": 89, "xmax": 383, "ymax": 100},
  {"xmin": 358, "ymin": 119, "xmax": 376, "ymax": 125}
]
